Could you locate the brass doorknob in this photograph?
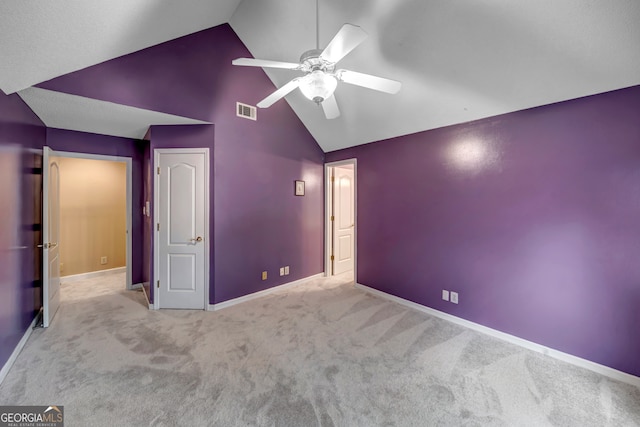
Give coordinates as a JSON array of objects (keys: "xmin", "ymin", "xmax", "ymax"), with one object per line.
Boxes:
[{"xmin": 190, "ymin": 236, "xmax": 203, "ymax": 243}]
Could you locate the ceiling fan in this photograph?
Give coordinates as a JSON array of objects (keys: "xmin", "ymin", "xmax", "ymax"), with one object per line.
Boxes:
[{"xmin": 232, "ymin": 2, "xmax": 401, "ymax": 119}]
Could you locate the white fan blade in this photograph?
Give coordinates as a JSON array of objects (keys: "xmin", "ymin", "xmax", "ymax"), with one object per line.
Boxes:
[
  {"xmin": 336, "ymin": 69, "xmax": 402, "ymax": 94},
  {"xmin": 320, "ymin": 24, "xmax": 368, "ymax": 64},
  {"xmin": 321, "ymin": 95, "xmax": 340, "ymax": 119},
  {"xmin": 232, "ymin": 58, "xmax": 300, "ymax": 70},
  {"xmin": 257, "ymin": 78, "xmax": 301, "ymax": 108}
]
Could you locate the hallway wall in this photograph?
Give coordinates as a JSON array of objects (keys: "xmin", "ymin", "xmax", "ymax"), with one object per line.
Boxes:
[{"xmin": 55, "ymin": 157, "xmax": 127, "ymax": 276}]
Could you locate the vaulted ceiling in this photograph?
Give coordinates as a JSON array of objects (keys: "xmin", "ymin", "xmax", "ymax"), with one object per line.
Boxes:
[{"xmin": 1, "ymin": 0, "xmax": 639, "ymax": 151}]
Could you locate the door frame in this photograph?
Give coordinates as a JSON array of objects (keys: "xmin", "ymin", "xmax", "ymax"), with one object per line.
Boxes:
[
  {"xmin": 153, "ymin": 148, "xmax": 210, "ymax": 310},
  {"xmin": 324, "ymin": 159, "xmax": 357, "ymax": 278},
  {"xmin": 47, "ymin": 149, "xmax": 134, "ymax": 289}
]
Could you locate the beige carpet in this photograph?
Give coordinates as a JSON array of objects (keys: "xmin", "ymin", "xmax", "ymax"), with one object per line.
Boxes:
[{"xmin": 1, "ymin": 272, "xmax": 639, "ymax": 426}]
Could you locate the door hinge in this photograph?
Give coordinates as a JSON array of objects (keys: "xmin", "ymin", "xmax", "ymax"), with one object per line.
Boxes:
[
  {"xmin": 157, "ymin": 167, "xmax": 160, "ymax": 175},
  {"xmin": 330, "ymin": 215, "xmax": 335, "ymax": 221},
  {"xmin": 157, "ymin": 223, "xmax": 160, "ymax": 231},
  {"xmin": 331, "ymin": 176, "xmax": 335, "ymax": 182},
  {"xmin": 330, "ymin": 255, "xmax": 335, "ymax": 261},
  {"xmin": 157, "ymin": 280, "xmax": 160, "ymax": 289}
]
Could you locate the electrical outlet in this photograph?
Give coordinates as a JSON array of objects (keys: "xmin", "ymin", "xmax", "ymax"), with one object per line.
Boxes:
[
  {"xmin": 279, "ymin": 267, "xmax": 285, "ymax": 276},
  {"xmin": 284, "ymin": 266, "xmax": 289, "ymax": 275},
  {"xmin": 442, "ymin": 290, "xmax": 449, "ymax": 301},
  {"xmin": 450, "ymin": 292, "xmax": 459, "ymax": 304},
  {"xmin": 100, "ymin": 256, "xmax": 107, "ymax": 265},
  {"xmin": 262, "ymin": 271, "xmax": 268, "ymax": 280}
]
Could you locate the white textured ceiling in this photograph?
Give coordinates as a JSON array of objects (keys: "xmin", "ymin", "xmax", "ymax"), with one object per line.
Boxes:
[
  {"xmin": 1, "ymin": 0, "xmax": 639, "ymax": 150},
  {"xmin": 0, "ymin": 0, "xmax": 242, "ymax": 94},
  {"xmin": 19, "ymin": 88, "xmax": 209, "ymax": 139}
]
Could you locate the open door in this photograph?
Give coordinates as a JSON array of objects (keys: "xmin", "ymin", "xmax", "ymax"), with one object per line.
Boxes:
[{"xmin": 42, "ymin": 147, "xmax": 61, "ymax": 327}]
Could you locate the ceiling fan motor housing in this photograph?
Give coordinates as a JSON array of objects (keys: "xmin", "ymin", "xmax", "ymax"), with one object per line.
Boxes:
[{"xmin": 300, "ymin": 49, "xmax": 335, "ymax": 73}]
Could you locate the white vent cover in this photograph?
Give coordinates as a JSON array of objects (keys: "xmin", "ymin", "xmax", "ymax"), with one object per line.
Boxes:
[{"xmin": 236, "ymin": 102, "xmax": 257, "ymax": 120}]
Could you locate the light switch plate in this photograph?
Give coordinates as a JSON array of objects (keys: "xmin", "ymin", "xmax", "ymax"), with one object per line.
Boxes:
[
  {"xmin": 442, "ymin": 290, "xmax": 449, "ymax": 301},
  {"xmin": 451, "ymin": 292, "xmax": 459, "ymax": 304}
]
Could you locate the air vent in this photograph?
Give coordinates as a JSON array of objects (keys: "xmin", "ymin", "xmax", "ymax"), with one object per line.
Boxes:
[{"xmin": 236, "ymin": 102, "xmax": 257, "ymax": 120}]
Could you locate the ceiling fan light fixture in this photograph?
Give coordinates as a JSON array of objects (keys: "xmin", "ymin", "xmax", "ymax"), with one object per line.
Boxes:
[{"xmin": 299, "ymin": 70, "xmax": 337, "ymax": 104}]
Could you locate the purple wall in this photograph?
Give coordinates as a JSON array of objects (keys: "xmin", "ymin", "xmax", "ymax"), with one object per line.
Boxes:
[
  {"xmin": 0, "ymin": 90, "xmax": 46, "ymax": 369},
  {"xmin": 41, "ymin": 24, "xmax": 325, "ymax": 304},
  {"xmin": 46, "ymin": 128, "xmax": 146, "ymax": 285},
  {"xmin": 326, "ymin": 85, "xmax": 640, "ymax": 377}
]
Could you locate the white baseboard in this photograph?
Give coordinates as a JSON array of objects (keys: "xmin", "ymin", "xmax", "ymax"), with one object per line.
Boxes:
[
  {"xmin": 209, "ymin": 273, "xmax": 324, "ymax": 311},
  {"xmin": 355, "ymin": 283, "xmax": 640, "ymax": 388},
  {"xmin": 62, "ymin": 267, "xmax": 126, "ymax": 283},
  {"xmin": 131, "ymin": 283, "xmax": 142, "ymax": 290},
  {"xmin": 0, "ymin": 311, "xmax": 40, "ymax": 386}
]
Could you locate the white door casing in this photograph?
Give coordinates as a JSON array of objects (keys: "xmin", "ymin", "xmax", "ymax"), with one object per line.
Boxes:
[
  {"xmin": 43, "ymin": 147, "xmax": 61, "ymax": 327},
  {"xmin": 155, "ymin": 149, "xmax": 209, "ymax": 309},
  {"xmin": 332, "ymin": 166, "xmax": 355, "ymax": 275}
]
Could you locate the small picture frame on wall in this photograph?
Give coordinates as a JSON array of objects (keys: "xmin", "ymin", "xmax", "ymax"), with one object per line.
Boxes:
[{"xmin": 295, "ymin": 180, "xmax": 305, "ymax": 196}]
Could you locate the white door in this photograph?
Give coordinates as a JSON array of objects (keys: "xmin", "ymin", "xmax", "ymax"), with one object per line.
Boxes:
[
  {"xmin": 156, "ymin": 149, "xmax": 208, "ymax": 309},
  {"xmin": 42, "ymin": 147, "xmax": 61, "ymax": 327},
  {"xmin": 332, "ymin": 166, "xmax": 355, "ymax": 275}
]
